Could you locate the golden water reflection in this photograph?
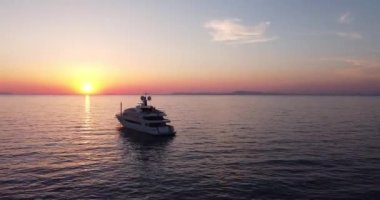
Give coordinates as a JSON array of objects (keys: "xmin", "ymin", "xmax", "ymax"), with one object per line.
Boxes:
[
  {"xmin": 85, "ymin": 95, "xmax": 91, "ymax": 113},
  {"xmin": 82, "ymin": 95, "xmax": 92, "ymax": 132}
]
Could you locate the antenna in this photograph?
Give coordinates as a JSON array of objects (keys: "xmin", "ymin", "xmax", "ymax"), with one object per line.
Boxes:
[{"xmin": 120, "ymin": 102, "xmax": 122, "ymax": 116}]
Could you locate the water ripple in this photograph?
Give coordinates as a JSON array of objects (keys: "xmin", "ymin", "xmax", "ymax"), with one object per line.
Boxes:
[{"xmin": 1, "ymin": 95, "xmax": 380, "ymax": 199}]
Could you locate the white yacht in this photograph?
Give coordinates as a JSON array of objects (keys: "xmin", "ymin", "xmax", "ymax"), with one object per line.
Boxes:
[{"xmin": 116, "ymin": 95, "xmax": 175, "ymax": 136}]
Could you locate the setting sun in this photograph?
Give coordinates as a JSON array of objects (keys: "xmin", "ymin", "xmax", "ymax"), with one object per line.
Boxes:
[{"xmin": 82, "ymin": 83, "xmax": 93, "ymax": 94}]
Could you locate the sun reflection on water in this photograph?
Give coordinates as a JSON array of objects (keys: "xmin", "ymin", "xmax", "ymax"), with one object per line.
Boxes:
[
  {"xmin": 82, "ymin": 95, "xmax": 92, "ymax": 133},
  {"xmin": 85, "ymin": 95, "xmax": 91, "ymax": 113}
]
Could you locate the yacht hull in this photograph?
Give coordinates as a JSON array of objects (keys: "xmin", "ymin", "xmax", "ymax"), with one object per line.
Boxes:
[{"xmin": 116, "ymin": 115, "xmax": 175, "ymax": 136}]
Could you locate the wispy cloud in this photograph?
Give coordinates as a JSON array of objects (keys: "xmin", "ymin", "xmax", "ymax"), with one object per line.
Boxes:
[
  {"xmin": 335, "ymin": 32, "xmax": 362, "ymax": 40},
  {"xmin": 338, "ymin": 12, "xmax": 352, "ymax": 24},
  {"xmin": 342, "ymin": 59, "xmax": 365, "ymax": 67},
  {"xmin": 296, "ymin": 31, "xmax": 363, "ymax": 40},
  {"xmin": 341, "ymin": 59, "xmax": 380, "ymax": 76},
  {"xmin": 204, "ymin": 19, "xmax": 276, "ymax": 44},
  {"xmin": 335, "ymin": 12, "xmax": 362, "ymax": 40},
  {"xmin": 322, "ymin": 57, "xmax": 369, "ymax": 67},
  {"xmin": 321, "ymin": 57, "xmax": 380, "ymax": 78}
]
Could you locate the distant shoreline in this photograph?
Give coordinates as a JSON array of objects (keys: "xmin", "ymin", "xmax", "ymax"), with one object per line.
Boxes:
[{"xmin": 1, "ymin": 91, "xmax": 380, "ymax": 96}]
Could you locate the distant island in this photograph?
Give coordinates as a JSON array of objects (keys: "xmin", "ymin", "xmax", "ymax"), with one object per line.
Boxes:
[
  {"xmin": 171, "ymin": 90, "xmax": 380, "ymax": 96},
  {"xmin": 171, "ymin": 91, "xmax": 268, "ymax": 95},
  {"xmin": 0, "ymin": 92, "xmax": 13, "ymax": 95}
]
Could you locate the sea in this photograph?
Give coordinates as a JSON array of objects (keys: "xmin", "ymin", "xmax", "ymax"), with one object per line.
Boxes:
[{"xmin": 0, "ymin": 95, "xmax": 379, "ymax": 199}]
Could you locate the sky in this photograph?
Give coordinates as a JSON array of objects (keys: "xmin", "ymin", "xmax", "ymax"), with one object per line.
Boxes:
[{"xmin": 0, "ymin": 0, "xmax": 380, "ymax": 95}]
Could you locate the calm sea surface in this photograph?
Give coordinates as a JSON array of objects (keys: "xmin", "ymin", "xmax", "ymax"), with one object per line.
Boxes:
[{"xmin": 0, "ymin": 95, "xmax": 379, "ymax": 199}]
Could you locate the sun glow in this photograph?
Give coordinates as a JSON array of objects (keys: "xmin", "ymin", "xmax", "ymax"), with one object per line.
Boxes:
[{"xmin": 82, "ymin": 83, "xmax": 93, "ymax": 94}]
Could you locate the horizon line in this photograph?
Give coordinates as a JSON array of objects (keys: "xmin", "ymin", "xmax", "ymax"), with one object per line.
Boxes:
[{"xmin": 1, "ymin": 91, "xmax": 380, "ymax": 96}]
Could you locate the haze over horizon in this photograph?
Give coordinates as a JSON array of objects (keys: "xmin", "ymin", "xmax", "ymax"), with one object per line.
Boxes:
[{"xmin": 1, "ymin": 0, "xmax": 380, "ymax": 95}]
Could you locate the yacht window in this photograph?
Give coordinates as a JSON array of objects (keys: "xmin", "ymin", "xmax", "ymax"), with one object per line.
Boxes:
[
  {"xmin": 125, "ymin": 119, "xmax": 141, "ymax": 125},
  {"xmin": 144, "ymin": 116, "xmax": 164, "ymax": 120},
  {"xmin": 148, "ymin": 123, "xmax": 166, "ymax": 127}
]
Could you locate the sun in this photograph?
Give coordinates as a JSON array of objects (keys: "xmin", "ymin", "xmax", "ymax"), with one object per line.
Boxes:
[{"xmin": 82, "ymin": 83, "xmax": 93, "ymax": 94}]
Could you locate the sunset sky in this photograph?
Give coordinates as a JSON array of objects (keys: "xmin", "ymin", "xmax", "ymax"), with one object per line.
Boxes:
[{"xmin": 1, "ymin": 0, "xmax": 379, "ymax": 94}]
